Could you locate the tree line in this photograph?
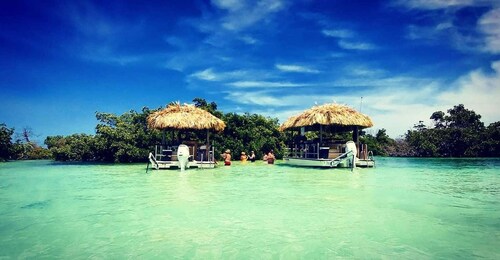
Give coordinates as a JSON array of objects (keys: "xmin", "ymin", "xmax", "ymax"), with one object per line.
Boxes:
[{"xmin": 1, "ymin": 101, "xmax": 499, "ymax": 162}]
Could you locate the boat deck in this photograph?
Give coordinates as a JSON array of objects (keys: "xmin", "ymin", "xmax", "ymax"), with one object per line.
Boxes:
[
  {"xmin": 153, "ymin": 159, "xmax": 216, "ymax": 170},
  {"xmin": 149, "ymin": 144, "xmax": 217, "ymax": 170},
  {"xmin": 284, "ymin": 157, "xmax": 374, "ymax": 168}
]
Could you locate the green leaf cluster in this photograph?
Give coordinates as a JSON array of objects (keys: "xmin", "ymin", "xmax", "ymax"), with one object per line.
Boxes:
[
  {"xmin": 0, "ymin": 123, "xmax": 51, "ymax": 161},
  {"xmin": 404, "ymin": 104, "xmax": 500, "ymax": 157},
  {"xmin": 43, "ymin": 99, "xmax": 286, "ymax": 162}
]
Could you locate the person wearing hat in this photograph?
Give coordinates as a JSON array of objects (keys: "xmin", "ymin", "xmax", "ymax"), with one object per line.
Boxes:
[
  {"xmin": 240, "ymin": 151, "xmax": 248, "ymax": 162},
  {"xmin": 221, "ymin": 149, "xmax": 232, "ymax": 166}
]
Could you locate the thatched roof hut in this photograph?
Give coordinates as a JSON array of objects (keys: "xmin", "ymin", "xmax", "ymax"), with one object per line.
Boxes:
[
  {"xmin": 280, "ymin": 103, "xmax": 373, "ymax": 131},
  {"xmin": 147, "ymin": 103, "xmax": 226, "ymax": 132}
]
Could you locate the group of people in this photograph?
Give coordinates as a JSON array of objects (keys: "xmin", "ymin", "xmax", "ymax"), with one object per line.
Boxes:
[{"xmin": 221, "ymin": 150, "xmax": 275, "ymax": 166}]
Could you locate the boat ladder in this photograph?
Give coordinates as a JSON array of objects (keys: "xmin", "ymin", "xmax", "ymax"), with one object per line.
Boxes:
[
  {"xmin": 329, "ymin": 150, "xmax": 353, "ymax": 167},
  {"xmin": 148, "ymin": 152, "xmax": 159, "ymax": 170}
]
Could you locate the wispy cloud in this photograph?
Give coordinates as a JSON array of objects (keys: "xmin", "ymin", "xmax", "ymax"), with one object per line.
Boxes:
[
  {"xmin": 438, "ymin": 60, "xmax": 500, "ymax": 124},
  {"xmin": 332, "ymin": 75, "xmax": 435, "ymax": 88},
  {"xmin": 393, "ymin": 0, "xmax": 484, "ymax": 10},
  {"xmin": 478, "ymin": 8, "xmax": 500, "ymax": 53},
  {"xmin": 400, "ymin": 0, "xmax": 499, "ymax": 54},
  {"xmin": 225, "ymin": 91, "xmax": 345, "ymax": 109},
  {"xmin": 225, "ymin": 91, "xmax": 289, "ymax": 106},
  {"xmin": 322, "ymin": 29, "xmax": 354, "ymax": 38},
  {"xmin": 338, "ymin": 40, "xmax": 376, "ymax": 50},
  {"xmin": 275, "ymin": 64, "xmax": 320, "ymax": 73},
  {"xmin": 347, "ymin": 66, "xmax": 386, "ymax": 77},
  {"xmin": 211, "ymin": 0, "xmax": 286, "ymax": 31},
  {"xmin": 227, "ymin": 81, "xmax": 309, "ymax": 88},
  {"xmin": 190, "ymin": 68, "xmax": 218, "ymax": 81},
  {"xmin": 322, "ymin": 28, "xmax": 376, "ymax": 51},
  {"xmin": 190, "ymin": 68, "xmax": 248, "ymax": 81},
  {"xmin": 239, "ymin": 35, "xmax": 258, "ymax": 44},
  {"xmin": 58, "ymin": 1, "xmax": 148, "ymax": 65}
]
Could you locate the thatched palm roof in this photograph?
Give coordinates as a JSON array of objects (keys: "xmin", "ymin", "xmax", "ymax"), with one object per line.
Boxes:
[
  {"xmin": 280, "ymin": 103, "xmax": 373, "ymax": 131},
  {"xmin": 147, "ymin": 103, "xmax": 226, "ymax": 132}
]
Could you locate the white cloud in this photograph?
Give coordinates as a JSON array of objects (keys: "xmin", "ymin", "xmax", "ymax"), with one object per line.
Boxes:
[
  {"xmin": 211, "ymin": 0, "xmax": 286, "ymax": 31},
  {"xmin": 338, "ymin": 40, "xmax": 376, "ymax": 50},
  {"xmin": 275, "ymin": 64, "xmax": 320, "ymax": 73},
  {"xmin": 322, "ymin": 28, "xmax": 376, "ymax": 51},
  {"xmin": 212, "ymin": 0, "xmax": 245, "ymax": 12},
  {"xmin": 347, "ymin": 66, "xmax": 386, "ymax": 77},
  {"xmin": 190, "ymin": 68, "xmax": 248, "ymax": 81},
  {"xmin": 438, "ymin": 60, "xmax": 500, "ymax": 125},
  {"xmin": 393, "ymin": 0, "xmax": 478, "ymax": 10},
  {"xmin": 347, "ymin": 61, "xmax": 500, "ymax": 136},
  {"xmin": 225, "ymin": 91, "xmax": 288, "ymax": 106},
  {"xmin": 478, "ymin": 8, "xmax": 500, "ymax": 53},
  {"xmin": 333, "ymin": 75, "xmax": 432, "ymax": 88},
  {"xmin": 401, "ymin": 1, "xmax": 500, "ymax": 54},
  {"xmin": 239, "ymin": 35, "xmax": 258, "ymax": 44},
  {"xmin": 227, "ymin": 81, "xmax": 309, "ymax": 88},
  {"xmin": 190, "ymin": 68, "xmax": 218, "ymax": 81},
  {"xmin": 223, "ymin": 61, "xmax": 500, "ymax": 137},
  {"xmin": 322, "ymin": 29, "xmax": 354, "ymax": 38}
]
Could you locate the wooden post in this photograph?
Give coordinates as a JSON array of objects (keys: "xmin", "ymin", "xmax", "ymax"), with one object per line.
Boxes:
[
  {"xmin": 319, "ymin": 124, "xmax": 323, "ymax": 145},
  {"xmin": 206, "ymin": 129, "xmax": 210, "ymax": 162},
  {"xmin": 352, "ymin": 126, "xmax": 359, "ymax": 143},
  {"xmin": 353, "ymin": 126, "xmax": 359, "ymax": 158}
]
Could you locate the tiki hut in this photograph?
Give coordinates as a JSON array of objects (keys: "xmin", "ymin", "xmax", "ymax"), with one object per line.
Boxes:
[
  {"xmin": 280, "ymin": 103, "xmax": 373, "ymax": 143},
  {"xmin": 147, "ymin": 103, "xmax": 226, "ymax": 150},
  {"xmin": 147, "ymin": 103, "xmax": 225, "ymax": 132}
]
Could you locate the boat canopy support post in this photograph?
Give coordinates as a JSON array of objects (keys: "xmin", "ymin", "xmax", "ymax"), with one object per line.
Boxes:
[
  {"xmin": 353, "ymin": 126, "xmax": 359, "ymax": 157},
  {"xmin": 352, "ymin": 126, "xmax": 359, "ymax": 143},
  {"xmin": 206, "ymin": 129, "xmax": 210, "ymax": 161},
  {"xmin": 320, "ymin": 124, "xmax": 323, "ymax": 146}
]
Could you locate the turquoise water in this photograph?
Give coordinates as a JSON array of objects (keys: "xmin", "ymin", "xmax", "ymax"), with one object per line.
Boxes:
[{"xmin": 1, "ymin": 158, "xmax": 499, "ymax": 259}]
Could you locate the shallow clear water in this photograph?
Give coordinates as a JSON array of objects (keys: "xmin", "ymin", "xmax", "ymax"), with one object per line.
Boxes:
[{"xmin": 1, "ymin": 158, "xmax": 499, "ymax": 258}]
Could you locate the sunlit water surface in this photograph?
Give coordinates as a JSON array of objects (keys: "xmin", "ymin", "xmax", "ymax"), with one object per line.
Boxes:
[{"xmin": 1, "ymin": 158, "xmax": 499, "ymax": 258}]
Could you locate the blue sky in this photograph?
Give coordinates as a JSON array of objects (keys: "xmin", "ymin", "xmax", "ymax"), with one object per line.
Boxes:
[{"xmin": 1, "ymin": 0, "xmax": 499, "ymax": 143}]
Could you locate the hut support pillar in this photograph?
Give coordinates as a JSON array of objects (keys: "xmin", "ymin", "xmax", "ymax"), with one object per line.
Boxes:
[
  {"xmin": 206, "ymin": 129, "xmax": 210, "ymax": 161},
  {"xmin": 352, "ymin": 126, "xmax": 359, "ymax": 143},
  {"xmin": 352, "ymin": 126, "xmax": 359, "ymax": 158},
  {"xmin": 319, "ymin": 125, "xmax": 323, "ymax": 145}
]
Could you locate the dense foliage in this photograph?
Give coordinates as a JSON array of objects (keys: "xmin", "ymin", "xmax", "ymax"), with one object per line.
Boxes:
[
  {"xmin": 404, "ymin": 104, "xmax": 500, "ymax": 157},
  {"xmin": 41, "ymin": 98, "xmax": 285, "ymax": 162},
  {"xmin": 0, "ymin": 124, "xmax": 51, "ymax": 161},
  {"xmin": 45, "ymin": 108, "xmax": 162, "ymax": 162},
  {"xmin": 359, "ymin": 128, "xmax": 395, "ymax": 156},
  {"xmin": 0, "ymin": 124, "xmax": 14, "ymax": 161},
  {"xmin": 214, "ymin": 113, "xmax": 285, "ymax": 160},
  {"xmin": 1, "ymin": 102, "xmax": 498, "ymax": 162}
]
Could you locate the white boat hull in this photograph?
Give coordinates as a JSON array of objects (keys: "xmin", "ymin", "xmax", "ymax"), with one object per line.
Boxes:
[
  {"xmin": 152, "ymin": 160, "xmax": 217, "ymax": 170},
  {"xmin": 149, "ymin": 152, "xmax": 216, "ymax": 170},
  {"xmin": 284, "ymin": 157, "xmax": 374, "ymax": 168}
]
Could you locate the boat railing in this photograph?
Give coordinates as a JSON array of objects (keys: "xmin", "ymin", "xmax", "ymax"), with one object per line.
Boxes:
[
  {"xmin": 148, "ymin": 152, "xmax": 159, "ymax": 170},
  {"xmin": 329, "ymin": 150, "xmax": 354, "ymax": 167},
  {"xmin": 284, "ymin": 141, "xmax": 372, "ymax": 160},
  {"xmin": 284, "ymin": 142, "xmax": 330, "ymax": 159},
  {"xmin": 153, "ymin": 143, "xmax": 215, "ymax": 162}
]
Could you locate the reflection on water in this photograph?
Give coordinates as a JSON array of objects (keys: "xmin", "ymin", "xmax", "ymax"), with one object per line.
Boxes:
[{"xmin": 0, "ymin": 158, "xmax": 499, "ymax": 258}]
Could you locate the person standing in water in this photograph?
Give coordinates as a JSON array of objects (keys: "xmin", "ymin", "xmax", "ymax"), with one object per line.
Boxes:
[
  {"xmin": 240, "ymin": 152, "xmax": 248, "ymax": 162},
  {"xmin": 248, "ymin": 151, "xmax": 256, "ymax": 162},
  {"xmin": 264, "ymin": 150, "xmax": 275, "ymax": 164},
  {"xmin": 221, "ymin": 149, "xmax": 231, "ymax": 166}
]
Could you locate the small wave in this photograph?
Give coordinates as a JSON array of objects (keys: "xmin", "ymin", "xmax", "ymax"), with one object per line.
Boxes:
[{"xmin": 21, "ymin": 200, "xmax": 50, "ymax": 209}]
